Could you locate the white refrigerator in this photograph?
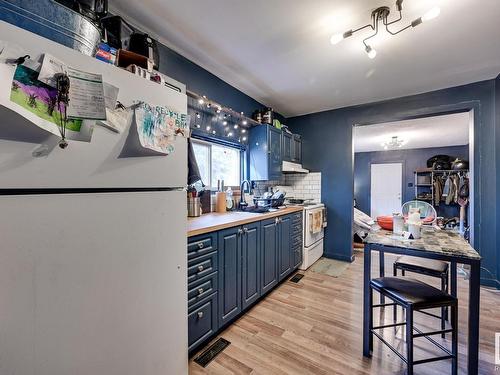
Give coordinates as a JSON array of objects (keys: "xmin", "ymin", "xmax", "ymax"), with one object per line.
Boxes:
[{"xmin": 0, "ymin": 21, "xmax": 188, "ymax": 375}]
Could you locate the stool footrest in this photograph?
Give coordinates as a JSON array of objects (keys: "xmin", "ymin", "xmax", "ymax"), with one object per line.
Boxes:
[
  {"xmin": 373, "ymin": 322, "xmax": 406, "ymax": 330},
  {"xmin": 413, "ymin": 355, "xmax": 455, "ymax": 366},
  {"xmin": 414, "ymin": 328, "xmax": 453, "ymax": 338}
]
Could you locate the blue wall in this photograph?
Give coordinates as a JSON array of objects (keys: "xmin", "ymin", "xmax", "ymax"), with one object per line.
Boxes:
[
  {"xmin": 288, "ymin": 80, "xmax": 499, "ymax": 286},
  {"xmin": 354, "ymin": 145, "xmax": 469, "ymax": 217}
]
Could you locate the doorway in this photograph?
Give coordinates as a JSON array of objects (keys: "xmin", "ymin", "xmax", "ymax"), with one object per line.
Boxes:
[
  {"xmin": 352, "ymin": 111, "xmax": 473, "ymax": 252},
  {"xmin": 370, "ymin": 163, "xmax": 402, "ymax": 218}
]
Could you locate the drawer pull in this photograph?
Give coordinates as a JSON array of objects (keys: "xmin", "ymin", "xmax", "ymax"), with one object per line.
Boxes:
[
  {"xmin": 198, "ymin": 288, "xmax": 204, "ymax": 295},
  {"xmin": 198, "ymin": 265, "xmax": 204, "ymax": 272},
  {"xmin": 197, "ymin": 311, "xmax": 204, "ymax": 319},
  {"xmin": 197, "ymin": 242, "xmax": 204, "ymax": 249}
]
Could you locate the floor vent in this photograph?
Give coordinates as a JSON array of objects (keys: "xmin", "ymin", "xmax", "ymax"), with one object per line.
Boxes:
[
  {"xmin": 289, "ymin": 273, "xmax": 304, "ymax": 283},
  {"xmin": 194, "ymin": 337, "xmax": 231, "ymax": 367}
]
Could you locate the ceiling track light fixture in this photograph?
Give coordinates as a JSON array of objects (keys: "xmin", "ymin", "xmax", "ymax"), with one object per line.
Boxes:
[{"xmin": 330, "ymin": 0, "xmax": 440, "ymax": 58}]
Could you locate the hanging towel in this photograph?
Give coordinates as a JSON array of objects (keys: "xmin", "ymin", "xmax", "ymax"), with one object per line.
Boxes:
[
  {"xmin": 187, "ymin": 138, "xmax": 203, "ymax": 185},
  {"xmin": 311, "ymin": 211, "xmax": 323, "ymax": 234}
]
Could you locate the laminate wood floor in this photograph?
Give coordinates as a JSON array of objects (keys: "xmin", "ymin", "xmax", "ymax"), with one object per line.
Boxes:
[{"xmin": 189, "ymin": 252, "xmax": 500, "ymax": 375}]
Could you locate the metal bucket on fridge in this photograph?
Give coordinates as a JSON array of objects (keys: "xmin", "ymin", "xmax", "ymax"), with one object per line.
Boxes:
[{"xmin": 0, "ymin": 0, "xmax": 102, "ymax": 56}]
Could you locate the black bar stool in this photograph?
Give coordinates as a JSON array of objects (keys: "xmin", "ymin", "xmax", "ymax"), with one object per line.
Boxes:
[
  {"xmin": 394, "ymin": 256, "xmax": 449, "ymax": 337},
  {"xmin": 369, "ymin": 277, "xmax": 458, "ymax": 375}
]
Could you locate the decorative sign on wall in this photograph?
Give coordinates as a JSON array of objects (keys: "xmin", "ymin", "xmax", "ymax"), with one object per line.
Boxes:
[{"xmin": 134, "ymin": 102, "xmax": 189, "ymax": 154}]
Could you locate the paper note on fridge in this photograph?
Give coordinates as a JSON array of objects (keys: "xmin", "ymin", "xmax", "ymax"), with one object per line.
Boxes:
[
  {"xmin": 0, "ymin": 58, "xmax": 94, "ymax": 142},
  {"xmin": 38, "ymin": 53, "xmax": 66, "ymax": 88},
  {"xmin": 66, "ymin": 67, "xmax": 106, "ymax": 120}
]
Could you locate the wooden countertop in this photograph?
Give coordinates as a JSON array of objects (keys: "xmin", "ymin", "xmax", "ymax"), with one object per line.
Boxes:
[{"xmin": 188, "ymin": 206, "xmax": 304, "ymax": 237}]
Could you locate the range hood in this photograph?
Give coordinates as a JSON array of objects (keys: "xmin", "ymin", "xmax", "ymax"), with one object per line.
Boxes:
[{"xmin": 282, "ymin": 161, "xmax": 309, "ymax": 174}]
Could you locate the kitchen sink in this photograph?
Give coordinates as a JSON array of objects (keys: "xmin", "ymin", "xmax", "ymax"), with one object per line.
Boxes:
[{"xmin": 235, "ymin": 206, "xmax": 271, "ymax": 214}]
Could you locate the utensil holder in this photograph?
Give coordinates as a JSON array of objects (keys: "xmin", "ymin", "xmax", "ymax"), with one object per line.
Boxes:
[{"xmin": 188, "ymin": 197, "xmax": 202, "ymax": 217}]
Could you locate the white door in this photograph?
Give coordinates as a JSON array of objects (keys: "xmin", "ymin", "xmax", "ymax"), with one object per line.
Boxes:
[{"xmin": 370, "ymin": 163, "xmax": 402, "ymax": 218}]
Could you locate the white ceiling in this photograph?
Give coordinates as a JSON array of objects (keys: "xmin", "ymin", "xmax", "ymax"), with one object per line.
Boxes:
[
  {"xmin": 109, "ymin": 0, "xmax": 500, "ymax": 117},
  {"xmin": 353, "ymin": 112, "xmax": 470, "ymax": 152}
]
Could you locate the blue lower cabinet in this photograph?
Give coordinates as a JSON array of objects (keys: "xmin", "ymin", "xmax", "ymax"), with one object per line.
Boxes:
[
  {"xmin": 188, "ymin": 292, "xmax": 218, "ymax": 351},
  {"xmin": 218, "ymin": 227, "xmax": 242, "ymax": 327},
  {"xmin": 261, "ymin": 218, "xmax": 279, "ymax": 293},
  {"xmin": 188, "ymin": 213, "xmax": 302, "ymax": 352},
  {"xmin": 278, "ymin": 215, "xmax": 293, "ymax": 281},
  {"xmin": 241, "ymin": 222, "xmax": 261, "ymax": 310}
]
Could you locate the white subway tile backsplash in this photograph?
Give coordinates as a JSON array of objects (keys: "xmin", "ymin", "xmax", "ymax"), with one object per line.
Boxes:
[{"xmin": 253, "ymin": 172, "xmax": 322, "ymax": 203}]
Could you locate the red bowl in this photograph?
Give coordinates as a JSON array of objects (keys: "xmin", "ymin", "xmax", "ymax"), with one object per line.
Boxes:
[{"xmin": 377, "ymin": 216, "xmax": 394, "ymax": 230}]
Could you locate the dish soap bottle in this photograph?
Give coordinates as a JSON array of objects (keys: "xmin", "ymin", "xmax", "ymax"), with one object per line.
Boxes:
[{"xmin": 226, "ymin": 187, "xmax": 234, "ymax": 211}]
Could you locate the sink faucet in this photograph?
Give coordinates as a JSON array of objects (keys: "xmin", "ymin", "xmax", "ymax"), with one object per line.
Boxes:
[{"xmin": 239, "ymin": 180, "xmax": 251, "ymax": 210}]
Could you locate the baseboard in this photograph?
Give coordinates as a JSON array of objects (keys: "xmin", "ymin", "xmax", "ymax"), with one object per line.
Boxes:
[
  {"xmin": 480, "ymin": 277, "xmax": 500, "ymax": 289},
  {"xmin": 323, "ymin": 252, "xmax": 355, "ymax": 263}
]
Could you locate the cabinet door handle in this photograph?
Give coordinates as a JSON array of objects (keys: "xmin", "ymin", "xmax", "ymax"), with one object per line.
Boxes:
[
  {"xmin": 197, "ymin": 311, "xmax": 204, "ymax": 319},
  {"xmin": 238, "ymin": 228, "xmax": 244, "ymax": 236},
  {"xmin": 243, "ymin": 227, "xmax": 248, "ymax": 234},
  {"xmin": 197, "ymin": 265, "xmax": 204, "ymax": 272},
  {"xmin": 198, "ymin": 288, "xmax": 204, "ymax": 295},
  {"xmin": 197, "ymin": 242, "xmax": 204, "ymax": 249}
]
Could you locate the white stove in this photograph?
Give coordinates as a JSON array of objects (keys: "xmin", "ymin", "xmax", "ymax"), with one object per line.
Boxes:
[{"xmin": 299, "ymin": 203, "xmax": 327, "ymax": 270}]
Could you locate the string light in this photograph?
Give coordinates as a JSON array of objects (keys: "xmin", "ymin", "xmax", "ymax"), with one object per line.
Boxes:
[
  {"xmin": 241, "ymin": 129, "xmax": 247, "ymax": 133},
  {"xmin": 234, "ymin": 124, "xmax": 239, "ymax": 129},
  {"xmin": 206, "ymin": 125, "xmax": 211, "ymax": 131},
  {"xmin": 228, "ymin": 132, "xmax": 233, "ymax": 137}
]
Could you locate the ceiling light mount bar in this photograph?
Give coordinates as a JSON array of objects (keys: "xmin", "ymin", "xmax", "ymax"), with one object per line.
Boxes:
[{"xmin": 330, "ymin": 0, "xmax": 441, "ymax": 59}]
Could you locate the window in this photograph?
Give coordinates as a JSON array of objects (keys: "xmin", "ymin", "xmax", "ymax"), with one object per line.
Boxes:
[{"xmin": 192, "ymin": 139, "xmax": 241, "ymax": 188}]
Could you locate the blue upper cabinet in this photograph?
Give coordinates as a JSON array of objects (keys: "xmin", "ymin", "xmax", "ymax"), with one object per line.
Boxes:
[
  {"xmin": 241, "ymin": 222, "xmax": 261, "ymax": 310},
  {"xmin": 249, "ymin": 125, "xmax": 282, "ymax": 181},
  {"xmin": 291, "ymin": 134, "xmax": 302, "ymax": 164},
  {"xmin": 218, "ymin": 227, "xmax": 242, "ymax": 327},
  {"xmin": 282, "ymin": 132, "xmax": 292, "ymax": 162}
]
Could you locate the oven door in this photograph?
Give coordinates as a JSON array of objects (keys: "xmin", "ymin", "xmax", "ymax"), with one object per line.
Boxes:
[{"xmin": 305, "ymin": 207, "xmax": 324, "ymax": 247}]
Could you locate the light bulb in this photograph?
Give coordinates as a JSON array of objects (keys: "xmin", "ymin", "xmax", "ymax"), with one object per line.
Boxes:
[
  {"xmin": 242, "ymin": 136, "xmax": 247, "ymax": 141},
  {"xmin": 365, "ymin": 45, "xmax": 377, "ymax": 59},
  {"xmin": 228, "ymin": 132, "xmax": 233, "ymax": 137},
  {"xmin": 242, "ymin": 120, "xmax": 248, "ymax": 125},
  {"xmin": 241, "ymin": 129, "xmax": 246, "ymax": 133},
  {"xmin": 234, "ymin": 124, "xmax": 239, "ymax": 129},
  {"xmin": 330, "ymin": 33, "xmax": 343, "ymax": 45},
  {"xmin": 206, "ymin": 125, "xmax": 211, "ymax": 131},
  {"xmin": 222, "ymin": 121, "xmax": 228, "ymax": 126},
  {"xmin": 422, "ymin": 7, "xmax": 440, "ymax": 22},
  {"xmin": 198, "ymin": 98, "xmax": 204, "ymax": 105}
]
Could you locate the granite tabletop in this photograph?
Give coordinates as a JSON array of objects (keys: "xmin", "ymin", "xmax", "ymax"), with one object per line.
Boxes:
[{"xmin": 364, "ymin": 227, "xmax": 481, "ymax": 261}]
